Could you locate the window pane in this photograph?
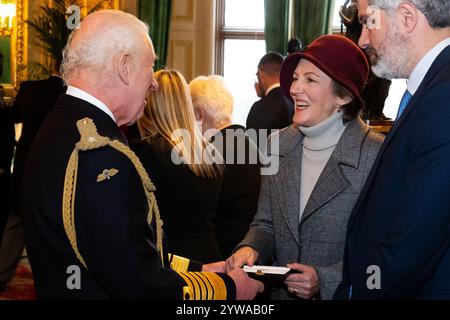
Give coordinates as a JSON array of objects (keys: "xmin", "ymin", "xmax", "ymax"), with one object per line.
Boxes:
[
  {"xmin": 383, "ymin": 79, "xmax": 407, "ymax": 119},
  {"xmin": 332, "ymin": 0, "xmax": 348, "ymax": 28},
  {"xmin": 225, "ymin": 0, "xmax": 265, "ymax": 29},
  {"xmin": 223, "ymin": 39, "xmax": 266, "ymax": 126}
]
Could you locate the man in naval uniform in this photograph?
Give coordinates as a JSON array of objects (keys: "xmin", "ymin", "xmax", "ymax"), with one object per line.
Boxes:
[{"xmin": 21, "ymin": 10, "xmax": 263, "ymax": 300}]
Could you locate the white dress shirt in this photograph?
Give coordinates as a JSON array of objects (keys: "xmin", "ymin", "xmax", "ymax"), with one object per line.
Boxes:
[
  {"xmin": 265, "ymin": 83, "xmax": 280, "ymax": 95},
  {"xmin": 407, "ymin": 38, "xmax": 450, "ymax": 95},
  {"xmin": 66, "ymin": 85, "xmax": 116, "ymax": 123}
]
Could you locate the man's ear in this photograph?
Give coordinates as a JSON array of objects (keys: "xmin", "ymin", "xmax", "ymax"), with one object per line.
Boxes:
[
  {"xmin": 397, "ymin": 2, "xmax": 418, "ymax": 33},
  {"xmin": 118, "ymin": 54, "xmax": 131, "ymax": 85}
]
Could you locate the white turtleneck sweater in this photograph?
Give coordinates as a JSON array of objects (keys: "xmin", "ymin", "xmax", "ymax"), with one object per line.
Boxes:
[{"xmin": 298, "ymin": 111, "xmax": 346, "ymax": 220}]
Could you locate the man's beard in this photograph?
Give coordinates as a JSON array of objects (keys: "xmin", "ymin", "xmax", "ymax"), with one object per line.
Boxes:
[{"xmin": 369, "ymin": 22, "xmax": 413, "ymax": 79}]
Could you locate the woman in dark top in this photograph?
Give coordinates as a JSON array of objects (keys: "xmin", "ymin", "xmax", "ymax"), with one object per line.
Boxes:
[{"xmin": 132, "ymin": 69, "xmax": 224, "ymax": 263}]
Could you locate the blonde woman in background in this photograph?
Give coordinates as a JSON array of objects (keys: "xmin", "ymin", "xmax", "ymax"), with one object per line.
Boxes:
[
  {"xmin": 189, "ymin": 75, "xmax": 262, "ymax": 259},
  {"xmin": 132, "ymin": 69, "xmax": 224, "ymax": 263}
]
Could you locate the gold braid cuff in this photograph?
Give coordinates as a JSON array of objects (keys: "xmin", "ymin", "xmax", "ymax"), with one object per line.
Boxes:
[
  {"xmin": 62, "ymin": 118, "xmax": 165, "ymax": 268},
  {"xmin": 176, "ymin": 272, "xmax": 227, "ymax": 300},
  {"xmin": 168, "ymin": 254, "xmax": 190, "ymax": 273}
]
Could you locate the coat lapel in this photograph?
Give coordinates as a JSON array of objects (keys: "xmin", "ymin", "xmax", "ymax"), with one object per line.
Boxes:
[
  {"xmin": 271, "ymin": 126, "xmax": 303, "ymax": 246},
  {"xmin": 301, "ymin": 118, "xmax": 369, "ymax": 223},
  {"xmin": 300, "ymin": 157, "xmax": 349, "ymax": 223}
]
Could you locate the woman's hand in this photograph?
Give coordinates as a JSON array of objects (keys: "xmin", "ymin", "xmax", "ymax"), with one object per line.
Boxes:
[
  {"xmin": 225, "ymin": 246, "xmax": 259, "ymax": 272},
  {"xmin": 284, "ymin": 263, "xmax": 320, "ymax": 299}
]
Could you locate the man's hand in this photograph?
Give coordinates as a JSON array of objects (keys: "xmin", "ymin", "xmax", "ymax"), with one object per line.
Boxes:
[
  {"xmin": 228, "ymin": 267, "xmax": 264, "ymax": 300},
  {"xmin": 202, "ymin": 261, "xmax": 226, "ymax": 273},
  {"xmin": 225, "ymin": 246, "xmax": 259, "ymax": 272},
  {"xmin": 284, "ymin": 263, "xmax": 319, "ymax": 299}
]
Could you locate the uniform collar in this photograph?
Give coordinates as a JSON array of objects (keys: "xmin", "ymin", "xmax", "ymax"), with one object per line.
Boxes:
[{"xmin": 66, "ymin": 85, "xmax": 116, "ymax": 123}]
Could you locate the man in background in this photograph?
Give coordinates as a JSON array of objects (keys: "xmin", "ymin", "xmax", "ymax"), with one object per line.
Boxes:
[
  {"xmin": 0, "ymin": 99, "xmax": 15, "ymax": 254},
  {"xmin": 0, "ymin": 52, "xmax": 14, "ymax": 246},
  {"xmin": 0, "ymin": 59, "xmax": 66, "ymax": 293},
  {"xmin": 246, "ymin": 52, "xmax": 294, "ymax": 145}
]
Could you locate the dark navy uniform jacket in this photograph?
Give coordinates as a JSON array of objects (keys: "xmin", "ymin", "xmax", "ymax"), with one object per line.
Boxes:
[{"xmin": 22, "ymin": 94, "xmax": 234, "ymax": 299}]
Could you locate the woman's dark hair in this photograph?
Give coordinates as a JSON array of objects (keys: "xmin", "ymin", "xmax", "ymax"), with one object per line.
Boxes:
[
  {"xmin": 332, "ymin": 80, "xmax": 361, "ymax": 124},
  {"xmin": 287, "ymin": 37, "xmax": 303, "ymax": 55}
]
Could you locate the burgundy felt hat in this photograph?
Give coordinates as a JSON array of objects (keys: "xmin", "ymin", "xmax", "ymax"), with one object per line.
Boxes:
[{"xmin": 280, "ymin": 34, "xmax": 369, "ymax": 109}]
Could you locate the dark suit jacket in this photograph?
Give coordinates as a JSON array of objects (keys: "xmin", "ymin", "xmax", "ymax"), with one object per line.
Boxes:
[
  {"xmin": 132, "ymin": 135, "xmax": 223, "ymax": 263},
  {"xmin": 0, "ymin": 106, "xmax": 14, "ymax": 173},
  {"xmin": 0, "ymin": 105, "xmax": 15, "ymax": 240},
  {"xmin": 22, "ymin": 94, "xmax": 235, "ymax": 299},
  {"xmin": 11, "ymin": 76, "xmax": 66, "ymax": 214},
  {"xmin": 246, "ymin": 87, "xmax": 294, "ymax": 136},
  {"xmin": 210, "ymin": 125, "xmax": 262, "ymax": 258},
  {"xmin": 336, "ymin": 45, "xmax": 450, "ymax": 299}
]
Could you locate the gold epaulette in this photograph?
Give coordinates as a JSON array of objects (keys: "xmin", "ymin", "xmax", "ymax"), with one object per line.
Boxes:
[
  {"xmin": 62, "ymin": 117, "xmax": 165, "ymax": 268},
  {"xmin": 176, "ymin": 272, "xmax": 227, "ymax": 300},
  {"xmin": 168, "ymin": 254, "xmax": 190, "ymax": 273}
]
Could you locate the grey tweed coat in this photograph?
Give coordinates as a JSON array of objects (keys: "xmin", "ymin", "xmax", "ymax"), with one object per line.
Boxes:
[{"xmin": 239, "ymin": 117, "xmax": 384, "ymax": 300}]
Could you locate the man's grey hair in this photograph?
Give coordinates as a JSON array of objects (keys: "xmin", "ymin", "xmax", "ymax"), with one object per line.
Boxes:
[
  {"xmin": 189, "ymin": 75, "xmax": 234, "ymax": 129},
  {"xmin": 61, "ymin": 10, "xmax": 150, "ymax": 82},
  {"xmin": 368, "ymin": 0, "xmax": 450, "ymax": 28}
]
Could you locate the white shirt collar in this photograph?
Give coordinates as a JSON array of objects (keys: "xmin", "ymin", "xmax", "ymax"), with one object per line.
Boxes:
[
  {"xmin": 407, "ymin": 38, "xmax": 450, "ymax": 95},
  {"xmin": 66, "ymin": 85, "xmax": 116, "ymax": 123},
  {"xmin": 265, "ymin": 83, "xmax": 280, "ymax": 95}
]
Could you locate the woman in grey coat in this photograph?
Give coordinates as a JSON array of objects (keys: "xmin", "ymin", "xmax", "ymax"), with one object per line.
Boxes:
[{"xmin": 225, "ymin": 35, "xmax": 384, "ymax": 300}]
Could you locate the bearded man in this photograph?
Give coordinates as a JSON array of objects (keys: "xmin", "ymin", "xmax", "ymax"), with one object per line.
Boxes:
[{"xmin": 335, "ymin": 0, "xmax": 450, "ymax": 299}]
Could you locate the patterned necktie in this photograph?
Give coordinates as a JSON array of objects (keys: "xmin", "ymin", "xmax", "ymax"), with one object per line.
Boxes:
[{"xmin": 396, "ymin": 90, "xmax": 413, "ymax": 120}]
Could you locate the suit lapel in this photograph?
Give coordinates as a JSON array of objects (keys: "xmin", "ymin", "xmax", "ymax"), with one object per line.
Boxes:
[{"xmin": 301, "ymin": 118, "xmax": 368, "ymax": 223}]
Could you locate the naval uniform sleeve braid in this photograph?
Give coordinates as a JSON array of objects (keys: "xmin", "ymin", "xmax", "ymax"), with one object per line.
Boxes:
[
  {"xmin": 175, "ymin": 271, "xmax": 235, "ymax": 300},
  {"xmin": 168, "ymin": 254, "xmax": 203, "ymax": 272}
]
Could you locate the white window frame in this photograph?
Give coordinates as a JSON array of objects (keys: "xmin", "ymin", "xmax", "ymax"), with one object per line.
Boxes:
[
  {"xmin": 215, "ymin": 0, "xmax": 265, "ymax": 75},
  {"xmin": 332, "ymin": 0, "xmax": 349, "ymax": 34}
]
